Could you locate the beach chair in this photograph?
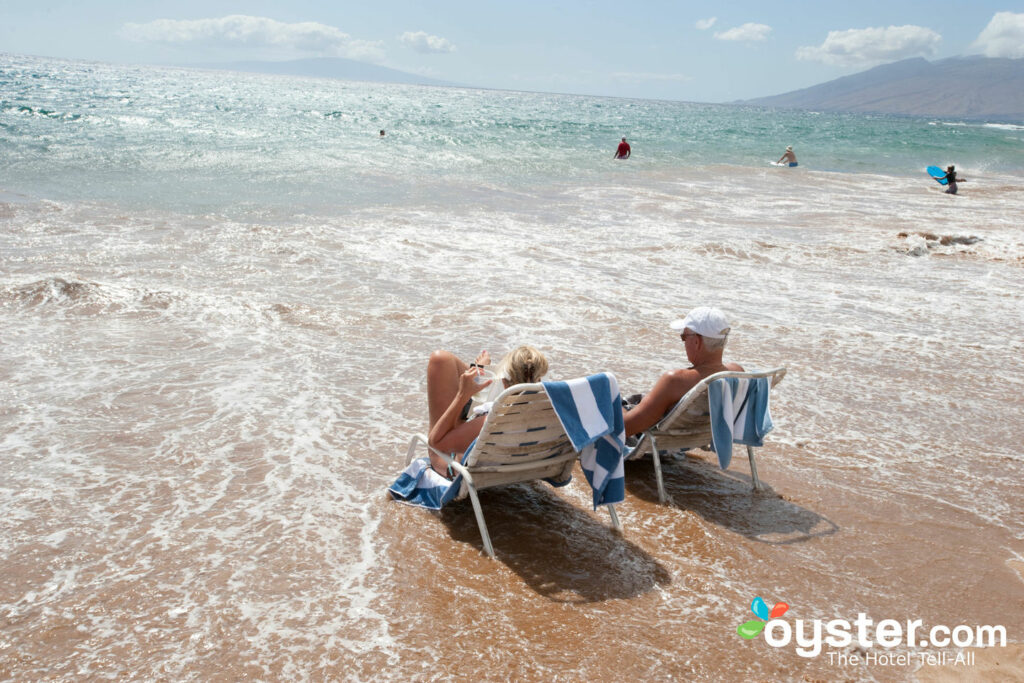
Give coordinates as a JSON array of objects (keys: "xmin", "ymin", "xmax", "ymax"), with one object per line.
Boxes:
[
  {"xmin": 400, "ymin": 378, "xmax": 623, "ymax": 558},
  {"xmin": 628, "ymin": 367, "xmax": 787, "ymax": 503}
]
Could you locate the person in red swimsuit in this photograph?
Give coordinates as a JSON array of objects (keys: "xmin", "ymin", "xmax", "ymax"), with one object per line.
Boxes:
[{"xmin": 614, "ymin": 137, "xmax": 631, "ymax": 159}]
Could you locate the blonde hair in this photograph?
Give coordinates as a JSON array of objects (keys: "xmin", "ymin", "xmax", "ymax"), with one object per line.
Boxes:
[{"xmin": 499, "ymin": 345, "xmax": 549, "ymax": 386}]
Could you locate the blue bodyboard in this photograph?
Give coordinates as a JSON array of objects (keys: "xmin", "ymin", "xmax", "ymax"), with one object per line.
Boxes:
[{"xmin": 927, "ymin": 165, "xmax": 948, "ymax": 186}]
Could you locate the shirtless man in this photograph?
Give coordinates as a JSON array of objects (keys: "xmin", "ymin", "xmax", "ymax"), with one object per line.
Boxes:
[
  {"xmin": 777, "ymin": 146, "xmax": 797, "ymax": 167},
  {"xmin": 623, "ymin": 307, "xmax": 743, "ymax": 437}
]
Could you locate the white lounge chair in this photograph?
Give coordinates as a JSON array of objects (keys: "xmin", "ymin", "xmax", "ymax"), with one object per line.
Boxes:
[
  {"xmin": 404, "ymin": 380, "xmax": 622, "ymax": 558},
  {"xmin": 628, "ymin": 367, "xmax": 787, "ymax": 503}
]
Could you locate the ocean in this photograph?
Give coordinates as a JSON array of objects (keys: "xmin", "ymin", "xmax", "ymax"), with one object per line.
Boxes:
[{"xmin": 1, "ymin": 53, "xmax": 1023, "ymax": 681}]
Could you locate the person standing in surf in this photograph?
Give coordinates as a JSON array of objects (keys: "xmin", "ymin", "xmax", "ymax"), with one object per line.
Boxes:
[
  {"xmin": 942, "ymin": 165, "xmax": 964, "ymax": 195},
  {"xmin": 614, "ymin": 137, "xmax": 631, "ymax": 159},
  {"xmin": 777, "ymin": 146, "xmax": 797, "ymax": 167}
]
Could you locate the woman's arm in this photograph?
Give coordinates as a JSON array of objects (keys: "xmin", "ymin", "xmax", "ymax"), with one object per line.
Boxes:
[{"xmin": 427, "ymin": 367, "xmax": 492, "ymax": 470}]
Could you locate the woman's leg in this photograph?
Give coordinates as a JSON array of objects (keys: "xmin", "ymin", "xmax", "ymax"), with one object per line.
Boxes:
[{"xmin": 426, "ymin": 350, "xmax": 469, "ymax": 430}]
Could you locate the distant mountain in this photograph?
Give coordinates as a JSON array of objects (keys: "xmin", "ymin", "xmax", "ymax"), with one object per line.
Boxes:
[
  {"xmin": 741, "ymin": 56, "xmax": 1024, "ymax": 122},
  {"xmin": 185, "ymin": 57, "xmax": 460, "ymax": 88}
]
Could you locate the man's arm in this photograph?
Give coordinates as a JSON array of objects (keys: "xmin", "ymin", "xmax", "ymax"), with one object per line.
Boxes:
[{"xmin": 623, "ymin": 369, "xmax": 698, "ymax": 436}]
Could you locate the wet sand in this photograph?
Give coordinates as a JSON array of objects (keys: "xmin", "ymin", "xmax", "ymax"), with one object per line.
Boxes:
[{"xmin": 915, "ymin": 644, "xmax": 1024, "ymax": 682}]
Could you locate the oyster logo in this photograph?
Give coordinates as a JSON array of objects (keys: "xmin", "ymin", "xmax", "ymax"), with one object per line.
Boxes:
[
  {"xmin": 737, "ymin": 596, "xmax": 789, "ymax": 639},
  {"xmin": 736, "ymin": 595, "xmax": 1006, "ymax": 660}
]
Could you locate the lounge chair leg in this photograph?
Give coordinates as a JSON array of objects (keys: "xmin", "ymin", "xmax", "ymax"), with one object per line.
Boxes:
[
  {"xmin": 650, "ymin": 436, "xmax": 668, "ymax": 503},
  {"xmin": 606, "ymin": 503, "xmax": 621, "ymax": 530},
  {"xmin": 406, "ymin": 434, "xmax": 428, "ymax": 465},
  {"xmin": 464, "ymin": 482, "xmax": 495, "ymax": 558},
  {"xmin": 747, "ymin": 445, "xmax": 761, "ymax": 491}
]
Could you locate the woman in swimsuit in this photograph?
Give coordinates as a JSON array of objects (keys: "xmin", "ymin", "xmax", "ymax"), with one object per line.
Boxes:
[
  {"xmin": 943, "ymin": 165, "xmax": 964, "ymax": 195},
  {"xmin": 425, "ymin": 345, "xmax": 549, "ymax": 475}
]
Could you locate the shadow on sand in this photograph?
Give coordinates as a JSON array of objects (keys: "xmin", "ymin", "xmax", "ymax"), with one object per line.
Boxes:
[
  {"xmin": 438, "ymin": 483, "xmax": 672, "ymax": 603},
  {"xmin": 625, "ymin": 452, "xmax": 839, "ymax": 545}
]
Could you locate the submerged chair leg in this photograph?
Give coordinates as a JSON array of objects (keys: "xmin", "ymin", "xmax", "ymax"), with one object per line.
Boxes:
[
  {"xmin": 650, "ymin": 435, "xmax": 668, "ymax": 503},
  {"xmin": 463, "ymin": 480, "xmax": 495, "ymax": 558},
  {"xmin": 606, "ymin": 504, "xmax": 621, "ymax": 530},
  {"xmin": 747, "ymin": 445, "xmax": 761, "ymax": 491}
]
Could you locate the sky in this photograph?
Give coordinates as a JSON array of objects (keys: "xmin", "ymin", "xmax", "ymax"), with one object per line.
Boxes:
[{"xmin": 2, "ymin": 1, "xmax": 1023, "ymax": 102}]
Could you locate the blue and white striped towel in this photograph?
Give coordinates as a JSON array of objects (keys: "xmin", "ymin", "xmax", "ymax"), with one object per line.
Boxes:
[
  {"xmin": 388, "ymin": 439, "xmax": 476, "ymax": 510},
  {"xmin": 388, "ymin": 457, "xmax": 461, "ymax": 511},
  {"xmin": 542, "ymin": 372, "xmax": 626, "ymax": 509},
  {"xmin": 707, "ymin": 376, "xmax": 774, "ymax": 470}
]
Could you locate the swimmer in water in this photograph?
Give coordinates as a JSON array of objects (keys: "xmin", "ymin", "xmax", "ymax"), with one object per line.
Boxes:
[{"xmin": 777, "ymin": 146, "xmax": 797, "ymax": 167}]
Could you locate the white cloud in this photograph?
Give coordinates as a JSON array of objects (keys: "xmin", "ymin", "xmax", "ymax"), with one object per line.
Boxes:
[
  {"xmin": 970, "ymin": 12, "xmax": 1024, "ymax": 58},
  {"xmin": 610, "ymin": 71, "xmax": 692, "ymax": 83},
  {"xmin": 399, "ymin": 31, "xmax": 456, "ymax": 54},
  {"xmin": 714, "ymin": 23, "xmax": 772, "ymax": 42},
  {"xmin": 695, "ymin": 17, "xmax": 717, "ymax": 31},
  {"xmin": 121, "ymin": 15, "xmax": 385, "ymax": 61},
  {"xmin": 796, "ymin": 25, "xmax": 941, "ymax": 67}
]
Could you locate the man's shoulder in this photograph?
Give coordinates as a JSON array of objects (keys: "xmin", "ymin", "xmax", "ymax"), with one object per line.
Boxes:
[
  {"xmin": 665, "ymin": 367, "xmax": 699, "ymax": 382},
  {"xmin": 660, "ymin": 368, "xmax": 701, "ymax": 396}
]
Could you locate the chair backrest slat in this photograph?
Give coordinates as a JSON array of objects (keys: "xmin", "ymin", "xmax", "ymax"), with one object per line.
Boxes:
[
  {"xmin": 490, "ymin": 396, "xmax": 556, "ymax": 417},
  {"xmin": 473, "ymin": 442, "xmax": 576, "ymax": 465}
]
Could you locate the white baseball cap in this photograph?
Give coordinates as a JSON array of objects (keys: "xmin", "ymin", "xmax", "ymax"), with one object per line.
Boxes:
[{"xmin": 669, "ymin": 306, "xmax": 731, "ymax": 339}]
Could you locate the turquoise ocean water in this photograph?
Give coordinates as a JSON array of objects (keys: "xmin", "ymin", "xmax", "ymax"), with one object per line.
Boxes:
[
  {"xmin": 2, "ymin": 53, "xmax": 1023, "ymax": 680},
  {"xmin": 3, "ymin": 53, "xmax": 1023, "ymax": 216}
]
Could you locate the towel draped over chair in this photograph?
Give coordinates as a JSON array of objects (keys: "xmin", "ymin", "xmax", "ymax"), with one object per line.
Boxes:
[
  {"xmin": 707, "ymin": 376, "xmax": 775, "ymax": 470},
  {"xmin": 542, "ymin": 373, "xmax": 626, "ymax": 508}
]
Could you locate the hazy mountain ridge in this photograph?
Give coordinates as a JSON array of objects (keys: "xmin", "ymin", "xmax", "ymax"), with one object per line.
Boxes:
[
  {"xmin": 185, "ymin": 57, "xmax": 460, "ymax": 88},
  {"xmin": 742, "ymin": 56, "xmax": 1024, "ymax": 122}
]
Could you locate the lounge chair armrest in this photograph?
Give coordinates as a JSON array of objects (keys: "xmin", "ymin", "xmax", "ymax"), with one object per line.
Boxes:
[
  {"xmin": 406, "ymin": 433, "xmax": 458, "ymax": 464},
  {"xmin": 405, "ymin": 433, "xmax": 476, "ymax": 488},
  {"xmin": 447, "ymin": 459, "xmax": 473, "ymax": 480}
]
